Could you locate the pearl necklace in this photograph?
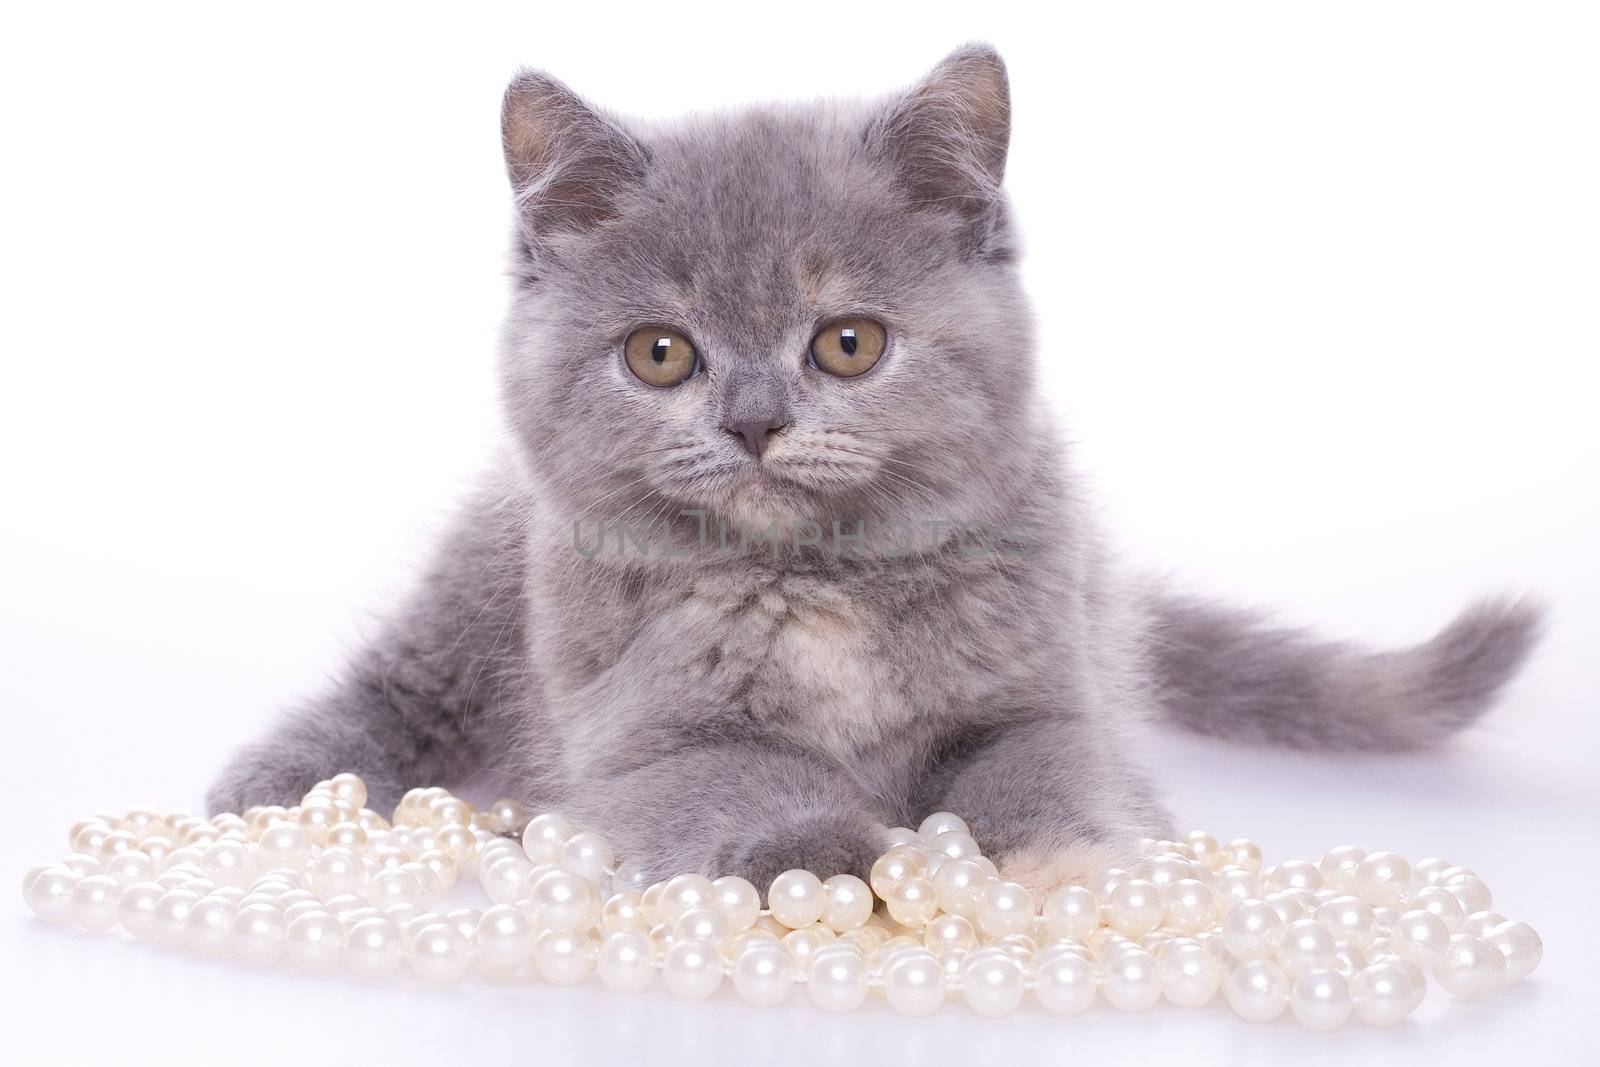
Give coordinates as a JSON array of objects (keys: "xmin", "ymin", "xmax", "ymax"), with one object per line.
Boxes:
[{"xmin": 21, "ymin": 774, "xmax": 1542, "ymax": 1027}]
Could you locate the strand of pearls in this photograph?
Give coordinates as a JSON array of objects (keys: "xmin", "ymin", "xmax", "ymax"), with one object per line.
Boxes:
[{"xmin": 21, "ymin": 775, "xmax": 1543, "ymax": 1027}]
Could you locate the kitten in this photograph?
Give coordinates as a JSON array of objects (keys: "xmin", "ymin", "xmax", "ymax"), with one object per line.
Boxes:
[{"xmin": 208, "ymin": 45, "xmax": 1541, "ymax": 895}]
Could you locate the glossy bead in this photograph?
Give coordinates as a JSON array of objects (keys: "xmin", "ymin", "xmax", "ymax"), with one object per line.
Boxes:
[
  {"xmin": 1392, "ymin": 909, "xmax": 1452, "ymax": 968},
  {"xmin": 1488, "ymin": 921, "xmax": 1542, "ymax": 982},
  {"xmin": 1317, "ymin": 894, "xmax": 1376, "ymax": 948},
  {"xmin": 932, "ymin": 856, "xmax": 988, "ymax": 918},
  {"xmin": 531, "ymin": 929, "xmax": 597, "ymax": 985},
  {"xmin": 116, "ymin": 881, "xmax": 165, "ymax": 939},
  {"xmin": 1101, "ymin": 877, "xmax": 1160, "ymax": 937},
  {"xmin": 529, "ymin": 869, "xmax": 600, "ymax": 931},
  {"xmin": 769, "ymin": 870, "xmax": 826, "ymax": 929},
  {"xmin": 1354, "ymin": 851, "xmax": 1410, "ymax": 907},
  {"xmin": 712, "ymin": 876, "xmax": 762, "ymax": 932},
  {"xmin": 884, "ymin": 949, "xmax": 946, "ymax": 1015},
  {"xmin": 1291, "ymin": 967, "xmax": 1352, "ymax": 1030},
  {"xmin": 1225, "ymin": 959, "xmax": 1290, "ymax": 1022},
  {"xmin": 1157, "ymin": 939, "xmax": 1222, "ymax": 1007},
  {"xmin": 819, "ymin": 874, "xmax": 872, "ymax": 932},
  {"xmin": 962, "ymin": 947, "xmax": 1026, "ymax": 1016},
  {"xmin": 1163, "ymin": 878, "xmax": 1216, "ymax": 935},
  {"xmin": 592, "ymin": 930, "xmax": 654, "ymax": 992},
  {"xmin": 409, "ymin": 922, "xmax": 471, "ymax": 983},
  {"xmin": 286, "ymin": 911, "xmax": 343, "ymax": 970},
  {"xmin": 1102, "ymin": 946, "xmax": 1162, "ymax": 1012},
  {"xmin": 345, "ymin": 917, "xmax": 404, "ymax": 978},
  {"xmin": 1222, "ymin": 898, "xmax": 1285, "ymax": 959},
  {"xmin": 658, "ymin": 873, "xmax": 717, "ymax": 924},
  {"xmin": 886, "ymin": 875, "xmax": 939, "ymax": 927},
  {"xmin": 868, "ymin": 847, "xmax": 928, "ymax": 898},
  {"xmin": 976, "ymin": 880, "xmax": 1033, "ymax": 939},
  {"xmin": 24, "ymin": 866, "xmax": 77, "ymax": 924},
  {"xmin": 1041, "ymin": 884, "xmax": 1099, "ymax": 941},
  {"xmin": 808, "ymin": 944, "xmax": 870, "ymax": 1012},
  {"xmin": 1351, "ymin": 959, "xmax": 1420, "ymax": 1024},
  {"xmin": 1435, "ymin": 934, "xmax": 1507, "ymax": 996},
  {"xmin": 70, "ymin": 874, "xmax": 122, "ymax": 932},
  {"xmin": 520, "ymin": 813, "xmax": 574, "ymax": 865},
  {"xmin": 1277, "ymin": 918, "xmax": 1338, "ymax": 978},
  {"xmin": 232, "ymin": 903, "xmax": 288, "ymax": 965},
  {"xmin": 661, "ymin": 937, "xmax": 723, "ymax": 999},
  {"xmin": 476, "ymin": 903, "xmax": 535, "ymax": 976},
  {"xmin": 673, "ymin": 906, "xmax": 732, "ymax": 951},
  {"xmin": 731, "ymin": 936, "xmax": 793, "ymax": 1006}
]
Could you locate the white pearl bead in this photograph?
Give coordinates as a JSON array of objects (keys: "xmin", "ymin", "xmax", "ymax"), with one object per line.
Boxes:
[
  {"xmin": 529, "ymin": 869, "xmax": 601, "ymax": 931},
  {"xmin": 232, "ymin": 902, "xmax": 288, "ymax": 965},
  {"xmin": 1030, "ymin": 946, "xmax": 1096, "ymax": 1014},
  {"xmin": 1316, "ymin": 894, "xmax": 1376, "ymax": 948},
  {"xmin": 258, "ymin": 823, "xmax": 312, "ymax": 871},
  {"xmin": 976, "ymin": 880, "xmax": 1033, "ymax": 939},
  {"xmin": 808, "ymin": 944, "xmax": 870, "ymax": 1012},
  {"xmin": 882, "ymin": 949, "xmax": 945, "ymax": 1015},
  {"xmin": 1213, "ymin": 867, "xmax": 1259, "ymax": 908},
  {"xmin": 819, "ymin": 874, "xmax": 872, "ymax": 932},
  {"xmin": 712, "ymin": 876, "xmax": 762, "ymax": 932},
  {"xmin": 886, "ymin": 875, "xmax": 939, "ymax": 927},
  {"xmin": 1409, "ymin": 884, "xmax": 1466, "ymax": 931},
  {"xmin": 918, "ymin": 811, "xmax": 970, "ymax": 840},
  {"xmin": 1461, "ymin": 909, "xmax": 1505, "ymax": 937},
  {"xmin": 1222, "ymin": 898, "xmax": 1285, "ymax": 959},
  {"xmin": 409, "ymin": 922, "xmax": 471, "ymax": 983},
  {"xmin": 1392, "ymin": 908, "xmax": 1452, "ymax": 968},
  {"xmin": 769, "ymin": 869, "xmax": 826, "ymax": 929},
  {"xmin": 661, "ymin": 937, "xmax": 724, "ymax": 999},
  {"xmin": 105, "ymin": 851, "xmax": 158, "ymax": 887},
  {"xmin": 559, "ymin": 831, "xmax": 613, "ymax": 884},
  {"xmin": 1105, "ymin": 878, "xmax": 1163, "ymax": 937},
  {"xmin": 475, "ymin": 903, "xmax": 535, "ymax": 976},
  {"xmin": 1041, "ymin": 884, "xmax": 1099, "ymax": 941},
  {"xmin": 25, "ymin": 866, "xmax": 78, "ymax": 924},
  {"xmin": 732, "ymin": 936, "xmax": 794, "ymax": 1007},
  {"xmin": 1223, "ymin": 838, "xmax": 1263, "ymax": 874},
  {"xmin": 961, "ymin": 946, "xmax": 1026, "ymax": 1016},
  {"xmin": 1353, "ymin": 851, "xmax": 1410, "ymax": 907},
  {"xmin": 1277, "ymin": 917, "xmax": 1338, "ymax": 978},
  {"xmin": 520, "ymin": 813, "xmax": 574, "ymax": 865},
  {"xmin": 1351, "ymin": 959, "xmax": 1421, "ymax": 1024},
  {"xmin": 201, "ymin": 840, "xmax": 256, "ymax": 890},
  {"xmin": 531, "ymin": 929, "xmax": 598, "ymax": 985},
  {"xmin": 868, "ymin": 846, "xmax": 928, "ymax": 898},
  {"xmin": 931, "ymin": 856, "xmax": 988, "ymax": 918},
  {"xmin": 1487, "ymin": 920, "xmax": 1542, "ymax": 982},
  {"xmin": 659, "ymin": 873, "xmax": 718, "ymax": 924},
  {"xmin": 1156, "ymin": 939, "xmax": 1222, "ymax": 1007},
  {"xmin": 1290, "ymin": 967, "xmax": 1352, "ymax": 1030},
  {"xmin": 597, "ymin": 930, "xmax": 656, "ymax": 992},
  {"xmin": 600, "ymin": 890, "xmax": 648, "ymax": 935},
  {"xmin": 116, "ymin": 881, "xmax": 165, "ymax": 939},
  {"xmin": 1445, "ymin": 873, "xmax": 1494, "ymax": 915},
  {"xmin": 180, "ymin": 895, "xmax": 233, "ymax": 955},
  {"xmin": 286, "ymin": 911, "xmax": 343, "ymax": 970},
  {"xmin": 1224, "ymin": 959, "xmax": 1290, "ymax": 1022},
  {"xmin": 1317, "ymin": 846, "xmax": 1366, "ymax": 893},
  {"xmin": 1101, "ymin": 946, "xmax": 1162, "ymax": 1012},
  {"xmin": 1434, "ymin": 933, "xmax": 1507, "ymax": 997},
  {"xmin": 1266, "ymin": 859, "xmax": 1323, "ymax": 893},
  {"xmin": 884, "ymin": 826, "xmax": 921, "ymax": 848},
  {"xmin": 927, "ymin": 830, "xmax": 981, "ymax": 860},
  {"xmin": 345, "ymin": 916, "xmax": 404, "ymax": 978},
  {"xmin": 673, "ymin": 906, "xmax": 732, "ymax": 951},
  {"xmin": 1161, "ymin": 878, "xmax": 1216, "ymax": 935},
  {"xmin": 68, "ymin": 873, "xmax": 121, "ymax": 932},
  {"xmin": 153, "ymin": 887, "xmax": 201, "ymax": 945}
]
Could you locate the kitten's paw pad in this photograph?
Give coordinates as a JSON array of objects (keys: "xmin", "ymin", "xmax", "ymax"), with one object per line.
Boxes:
[
  {"xmin": 712, "ymin": 813, "xmax": 885, "ymax": 888},
  {"xmin": 997, "ymin": 843, "xmax": 1127, "ymax": 899}
]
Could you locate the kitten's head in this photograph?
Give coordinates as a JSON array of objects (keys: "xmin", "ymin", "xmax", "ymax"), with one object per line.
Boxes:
[{"xmin": 499, "ymin": 46, "xmax": 1042, "ymax": 550}]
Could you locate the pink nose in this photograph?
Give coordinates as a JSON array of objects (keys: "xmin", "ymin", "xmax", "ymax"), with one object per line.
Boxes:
[{"xmin": 722, "ymin": 417, "xmax": 787, "ymax": 459}]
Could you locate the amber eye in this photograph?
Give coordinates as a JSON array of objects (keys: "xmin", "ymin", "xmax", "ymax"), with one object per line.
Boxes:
[
  {"xmin": 624, "ymin": 327, "xmax": 699, "ymax": 388},
  {"xmin": 810, "ymin": 318, "xmax": 888, "ymax": 378}
]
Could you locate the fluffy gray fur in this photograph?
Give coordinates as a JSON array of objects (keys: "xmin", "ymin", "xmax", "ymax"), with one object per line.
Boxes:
[{"xmin": 207, "ymin": 45, "xmax": 1542, "ymax": 894}]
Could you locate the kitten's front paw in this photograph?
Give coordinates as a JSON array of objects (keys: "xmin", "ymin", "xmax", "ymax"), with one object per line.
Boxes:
[
  {"xmin": 205, "ymin": 744, "xmax": 400, "ymax": 817},
  {"xmin": 711, "ymin": 812, "xmax": 887, "ymax": 888},
  {"xmin": 996, "ymin": 842, "xmax": 1131, "ymax": 900}
]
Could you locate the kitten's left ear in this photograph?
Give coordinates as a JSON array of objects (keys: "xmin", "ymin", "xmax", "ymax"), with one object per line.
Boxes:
[
  {"xmin": 501, "ymin": 69, "xmax": 647, "ymax": 244},
  {"xmin": 877, "ymin": 44, "xmax": 1011, "ymax": 218}
]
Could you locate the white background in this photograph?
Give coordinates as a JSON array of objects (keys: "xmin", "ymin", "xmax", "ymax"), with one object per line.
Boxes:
[{"xmin": 2, "ymin": 1, "xmax": 1596, "ymax": 1063}]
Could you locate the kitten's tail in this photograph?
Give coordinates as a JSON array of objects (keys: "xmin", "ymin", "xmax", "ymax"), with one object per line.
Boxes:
[{"xmin": 1146, "ymin": 593, "xmax": 1543, "ymax": 750}]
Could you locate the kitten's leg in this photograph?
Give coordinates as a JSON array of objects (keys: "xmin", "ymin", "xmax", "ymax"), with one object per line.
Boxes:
[
  {"xmin": 933, "ymin": 716, "xmax": 1173, "ymax": 899},
  {"xmin": 566, "ymin": 743, "xmax": 889, "ymax": 888},
  {"xmin": 206, "ymin": 477, "xmax": 533, "ymax": 816}
]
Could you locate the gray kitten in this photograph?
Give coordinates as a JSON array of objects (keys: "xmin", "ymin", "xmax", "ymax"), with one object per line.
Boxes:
[{"xmin": 208, "ymin": 45, "xmax": 1541, "ymax": 895}]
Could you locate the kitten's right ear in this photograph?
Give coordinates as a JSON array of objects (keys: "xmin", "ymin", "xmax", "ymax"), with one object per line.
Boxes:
[{"xmin": 501, "ymin": 70, "xmax": 647, "ymax": 242}]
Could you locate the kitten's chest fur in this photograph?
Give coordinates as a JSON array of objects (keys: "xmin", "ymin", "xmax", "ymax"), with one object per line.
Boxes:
[{"xmin": 685, "ymin": 569, "xmax": 911, "ymax": 755}]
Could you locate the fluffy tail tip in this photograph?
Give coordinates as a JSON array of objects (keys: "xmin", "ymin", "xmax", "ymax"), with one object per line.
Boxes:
[{"xmin": 1411, "ymin": 595, "xmax": 1545, "ymax": 741}]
